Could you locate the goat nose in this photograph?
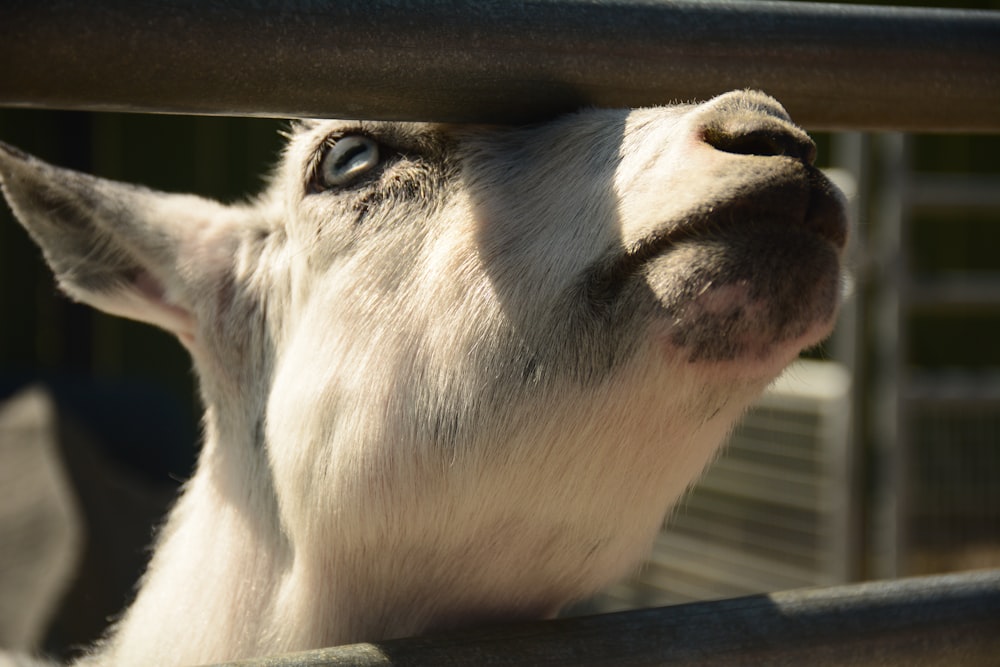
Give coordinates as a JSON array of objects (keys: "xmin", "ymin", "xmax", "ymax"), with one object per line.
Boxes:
[{"xmin": 701, "ymin": 111, "xmax": 817, "ymax": 165}]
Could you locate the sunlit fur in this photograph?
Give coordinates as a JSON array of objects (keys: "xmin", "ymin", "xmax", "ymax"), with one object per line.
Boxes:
[{"xmin": 0, "ymin": 91, "xmax": 847, "ymax": 666}]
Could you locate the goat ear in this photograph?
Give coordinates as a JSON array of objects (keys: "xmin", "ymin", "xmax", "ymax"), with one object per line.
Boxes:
[{"xmin": 0, "ymin": 141, "xmax": 241, "ymax": 345}]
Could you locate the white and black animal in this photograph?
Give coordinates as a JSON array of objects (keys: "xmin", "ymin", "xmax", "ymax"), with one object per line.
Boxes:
[{"xmin": 0, "ymin": 90, "xmax": 847, "ymax": 666}]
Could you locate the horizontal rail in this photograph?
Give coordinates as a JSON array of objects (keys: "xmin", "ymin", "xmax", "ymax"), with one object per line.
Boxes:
[
  {"xmin": 908, "ymin": 275, "xmax": 1000, "ymax": 310},
  {"xmin": 208, "ymin": 569, "xmax": 1000, "ymax": 666},
  {"xmin": 907, "ymin": 373, "xmax": 1000, "ymax": 408},
  {"xmin": 1, "ymin": 1, "xmax": 999, "ymax": 131},
  {"xmin": 907, "ymin": 174, "xmax": 1000, "ymax": 210}
]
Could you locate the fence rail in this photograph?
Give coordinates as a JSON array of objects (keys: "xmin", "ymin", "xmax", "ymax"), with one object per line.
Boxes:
[
  {"xmin": 206, "ymin": 570, "xmax": 1000, "ymax": 666},
  {"xmin": 1, "ymin": 1, "xmax": 999, "ymax": 131}
]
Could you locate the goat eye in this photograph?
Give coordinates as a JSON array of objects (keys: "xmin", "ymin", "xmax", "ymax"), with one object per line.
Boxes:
[{"xmin": 318, "ymin": 136, "xmax": 380, "ymax": 188}]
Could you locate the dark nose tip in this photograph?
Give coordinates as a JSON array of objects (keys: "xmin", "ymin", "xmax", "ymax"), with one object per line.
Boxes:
[
  {"xmin": 705, "ymin": 125, "xmax": 817, "ymax": 164},
  {"xmin": 700, "ymin": 93, "xmax": 817, "ymax": 164}
]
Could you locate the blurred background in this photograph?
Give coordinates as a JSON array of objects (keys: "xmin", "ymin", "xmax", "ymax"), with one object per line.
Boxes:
[
  {"xmin": 0, "ymin": 112, "xmax": 287, "ymax": 657},
  {"xmin": 1, "ymin": 0, "xmax": 998, "ymax": 660}
]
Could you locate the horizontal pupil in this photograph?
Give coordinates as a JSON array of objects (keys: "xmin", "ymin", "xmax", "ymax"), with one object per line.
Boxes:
[{"xmin": 334, "ymin": 143, "xmax": 370, "ymax": 170}]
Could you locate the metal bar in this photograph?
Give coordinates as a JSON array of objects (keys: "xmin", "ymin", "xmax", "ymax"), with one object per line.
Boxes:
[
  {"xmin": 907, "ymin": 372, "xmax": 1000, "ymax": 408},
  {"xmin": 1, "ymin": 1, "xmax": 998, "ymax": 131},
  {"xmin": 871, "ymin": 132, "xmax": 908, "ymax": 580},
  {"xmin": 907, "ymin": 174, "xmax": 1000, "ymax": 211},
  {"xmin": 207, "ymin": 570, "xmax": 1000, "ymax": 666},
  {"xmin": 909, "ymin": 275, "xmax": 1000, "ymax": 310}
]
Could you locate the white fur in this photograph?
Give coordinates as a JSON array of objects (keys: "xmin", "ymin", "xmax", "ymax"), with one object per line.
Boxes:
[{"xmin": 0, "ymin": 90, "xmax": 847, "ymax": 665}]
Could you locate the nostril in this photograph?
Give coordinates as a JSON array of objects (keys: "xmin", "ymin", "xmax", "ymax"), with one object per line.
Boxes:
[{"xmin": 704, "ymin": 126, "xmax": 817, "ymax": 165}]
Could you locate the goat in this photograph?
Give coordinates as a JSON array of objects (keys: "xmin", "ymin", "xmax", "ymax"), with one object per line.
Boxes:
[{"xmin": 0, "ymin": 90, "xmax": 848, "ymax": 666}]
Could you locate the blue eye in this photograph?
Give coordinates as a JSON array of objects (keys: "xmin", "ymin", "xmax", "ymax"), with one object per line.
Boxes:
[{"xmin": 319, "ymin": 136, "xmax": 380, "ymax": 187}]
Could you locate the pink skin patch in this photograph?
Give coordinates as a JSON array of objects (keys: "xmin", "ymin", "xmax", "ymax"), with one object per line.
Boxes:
[
  {"xmin": 657, "ymin": 278, "xmax": 839, "ymax": 380},
  {"xmin": 130, "ymin": 270, "xmax": 197, "ymax": 349}
]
